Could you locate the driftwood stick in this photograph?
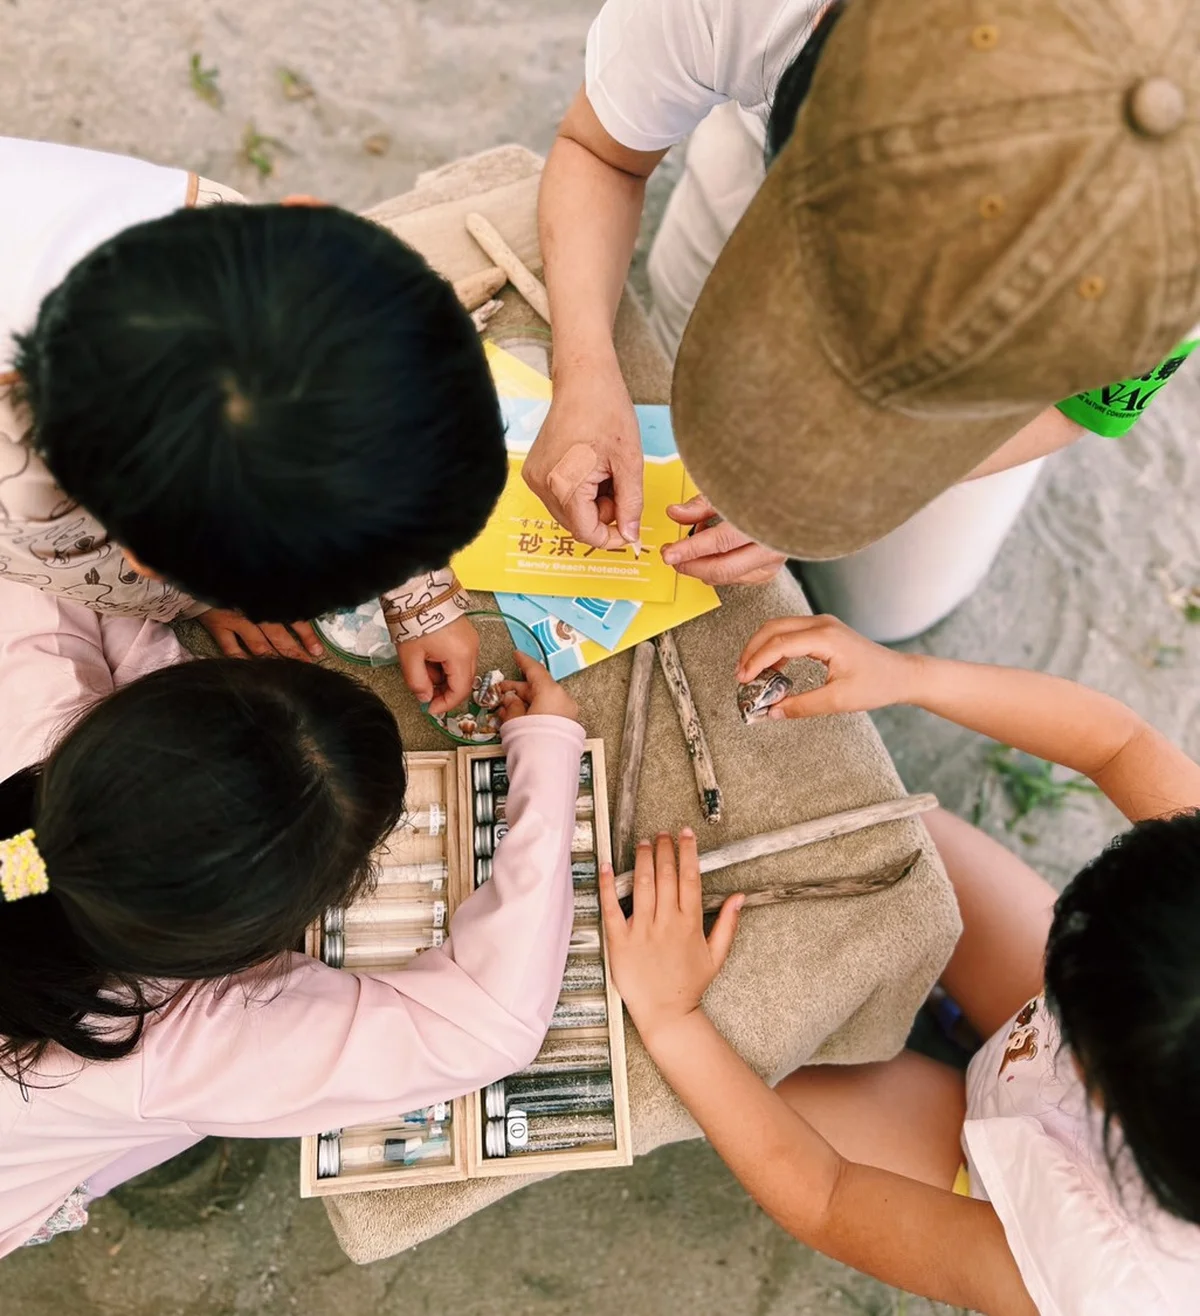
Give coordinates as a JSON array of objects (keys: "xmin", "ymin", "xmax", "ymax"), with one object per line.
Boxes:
[
  {"xmin": 465, "ymin": 213, "xmax": 552, "ymax": 325},
  {"xmin": 613, "ymin": 642, "xmax": 656, "ymax": 875},
  {"xmin": 701, "ymin": 850, "xmax": 922, "ymax": 914},
  {"xmin": 470, "ymin": 298, "xmax": 503, "ymax": 333},
  {"xmin": 653, "ymin": 631, "xmax": 722, "ymax": 824},
  {"xmin": 614, "ymin": 793, "xmax": 938, "ymax": 898},
  {"xmin": 453, "ymin": 265, "xmax": 507, "ymax": 311}
]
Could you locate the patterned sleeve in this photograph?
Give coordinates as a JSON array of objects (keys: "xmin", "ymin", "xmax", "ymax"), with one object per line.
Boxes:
[{"xmin": 380, "ymin": 569, "xmax": 470, "ymax": 644}]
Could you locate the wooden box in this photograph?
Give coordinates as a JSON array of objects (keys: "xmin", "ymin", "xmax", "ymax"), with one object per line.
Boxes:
[{"xmin": 299, "ymin": 739, "xmax": 631, "ymax": 1197}]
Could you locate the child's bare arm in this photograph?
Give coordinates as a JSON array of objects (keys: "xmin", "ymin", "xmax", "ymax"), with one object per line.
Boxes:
[
  {"xmin": 738, "ymin": 616, "xmax": 1200, "ymax": 824},
  {"xmin": 600, "ymin": 836, "xmax": 1037, "ymax": 1316},
  {"xmin": 649, "ymin": 1012, "xmax": 1035, "ymax": 1315},
  {"xmin": 905, "ymin": 660, "xmax": 1200, "ymax": 824}
]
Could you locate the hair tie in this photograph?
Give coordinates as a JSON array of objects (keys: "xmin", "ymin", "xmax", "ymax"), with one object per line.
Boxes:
[{"xmin": 0, "ymin": 829, "xmax": 49, "ymax": 902}]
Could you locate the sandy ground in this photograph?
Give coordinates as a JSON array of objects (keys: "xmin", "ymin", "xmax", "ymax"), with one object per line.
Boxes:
[{"xmin": 3, "ymin": 1, "xmax": 1199, "ymax": 1312}]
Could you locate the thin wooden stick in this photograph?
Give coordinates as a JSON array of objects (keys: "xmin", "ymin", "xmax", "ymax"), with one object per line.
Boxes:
[
  {"xmin": 453, "ymin": 265, "xmax": 507, "ymax": 311},
  {"xmin": 700, "ymin": 850, "xmax": 921, "ymax": 914},
  {"xmin": 613, "ymin": 642, "xmax": 655, "ymax": 875},
  {"xmin": 470, "ymin": 298, "xmax": 502, "ymax": 333},
  {"xmin": 653, "ymin": 631, "xmax": 722, "ymax": 824},
  {"xmin": 465, "ymin": 212, "xmax": 552, "ymax": 325},
  {"xmin": 613, "ymin": 793, "xmax": 938, "ymax": 897}
]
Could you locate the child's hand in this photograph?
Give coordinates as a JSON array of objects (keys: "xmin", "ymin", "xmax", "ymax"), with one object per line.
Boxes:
[
  {"xmin": 197, "ymin": 607, "xmax": 324, "ymax": 661},
  {"xmin": 496, "ymin": 651, "xmax": 579, "ymax": 723},
  {"xmin": 398, "ymin": 616, "xmax": 479, "ymax": 716},
  {"xmin": 600, "ymin": 831, "xmax": 743, "ymax": 1048},
  {"xmin": 736, "ymin": 615, "xmax": 920, "ymax": 720}
]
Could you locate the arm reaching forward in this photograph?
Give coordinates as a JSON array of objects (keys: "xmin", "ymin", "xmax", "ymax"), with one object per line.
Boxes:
[
  {"xmin": 738, "ymin": 615, "xmax": 1200, "ymax": 824},
  {"xmin": 140, "ymin": 665, "xmax": 585, "ymax": 1136}
]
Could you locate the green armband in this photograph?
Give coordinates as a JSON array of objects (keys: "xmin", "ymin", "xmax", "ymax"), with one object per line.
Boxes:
[{"xmin": 1056, "ymin": 338, "xmax": 1198, "ymax": 437}]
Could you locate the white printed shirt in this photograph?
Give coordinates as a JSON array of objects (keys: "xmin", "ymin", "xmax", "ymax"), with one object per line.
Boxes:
[{"xmin": 963, "ymin": 995, "xmax": 1200, "ymax": 1314}]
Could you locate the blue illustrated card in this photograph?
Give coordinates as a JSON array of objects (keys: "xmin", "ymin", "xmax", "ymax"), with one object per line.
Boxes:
[
  {"xmin": 494, "ymin": 593, "xmax": 586, "ymax": 679},
  {"xmin": 520, "ymin": 594, "xmax": 640, "ymax": 650}
]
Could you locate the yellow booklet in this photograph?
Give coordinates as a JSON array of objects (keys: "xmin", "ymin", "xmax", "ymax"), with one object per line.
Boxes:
[
  {"xmin": 482, "ymin": 341, "xmax": 552, "ymax": 400},
  {"xmin": 452, "ymin": 347, "xmax": 690, "ymax": 605}
]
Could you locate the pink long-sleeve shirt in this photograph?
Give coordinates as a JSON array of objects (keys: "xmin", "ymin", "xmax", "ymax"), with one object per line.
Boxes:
[{"xmin": 0, "ymin": 714, "xmax": 585, "ymax": 1256}]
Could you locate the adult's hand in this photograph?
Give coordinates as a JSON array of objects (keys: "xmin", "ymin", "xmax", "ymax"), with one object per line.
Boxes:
[
  {"xmin": 522, "ymin": 359, "xmax": 644, "ymax": 550},
  {"xmin": 661, "ymin": 495, "xmax": 786, "ymax": 586}
]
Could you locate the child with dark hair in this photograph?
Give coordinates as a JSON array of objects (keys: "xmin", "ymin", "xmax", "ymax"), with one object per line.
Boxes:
[
  {"xmin": 0, "ymin": 136, "xmax": 506, "ymax": 712},
  {"xmin": 0, "ymin": 576, "xmax": 584, "ymax": 1255},
  {"xmin": 600, "ymin": 615, "xmax": 1200, "ymax": 1314}
]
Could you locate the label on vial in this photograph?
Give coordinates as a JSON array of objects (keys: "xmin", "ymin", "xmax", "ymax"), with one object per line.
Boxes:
[
  {"xmin": 432, "ymin": 900, "xmax": 447, "ymax": 929},
  {"xmin": 506, "ymin": 1109, "xmax": 530, "ymax": 1149}
]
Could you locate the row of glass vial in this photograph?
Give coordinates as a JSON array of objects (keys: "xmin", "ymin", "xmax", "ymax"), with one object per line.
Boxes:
[{"xmin": 316, "ymin": 1103, "xmax": 452, "ymax": 1178}]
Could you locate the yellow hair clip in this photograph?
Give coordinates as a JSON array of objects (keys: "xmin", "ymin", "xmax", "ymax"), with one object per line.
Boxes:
[{"xmin": 0, "ymin": 829, "xmax": 49, "ymax": 902}]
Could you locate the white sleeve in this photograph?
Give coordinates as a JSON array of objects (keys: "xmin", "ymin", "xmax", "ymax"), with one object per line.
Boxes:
[
  {"xmin": 963, "ymin": 1116, "xmax": 1198, "ymax": 1316},
  {"xmin": 585, "ymin": 0, "xmax": 725, "ymax": 151}
]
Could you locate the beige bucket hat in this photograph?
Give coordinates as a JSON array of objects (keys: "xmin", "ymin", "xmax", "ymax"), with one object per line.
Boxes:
[{"xmin": 672, "ymin": 0, "xmax": 1200, "ymax": 560}]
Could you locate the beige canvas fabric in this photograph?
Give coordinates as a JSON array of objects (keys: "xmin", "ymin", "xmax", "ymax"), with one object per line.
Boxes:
[
  {"xmin": 192, "ymin": 146, "xmax": 961, "ymax": 1263},
  {"xmin": 673, "ymin": 0, "xmax": 1200, "ymax": 561}
]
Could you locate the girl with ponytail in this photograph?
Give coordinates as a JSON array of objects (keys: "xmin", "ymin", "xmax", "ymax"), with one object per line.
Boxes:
[{"xmin": 0, "ymin": 581, "xmax": 584, "ymax": 1254}]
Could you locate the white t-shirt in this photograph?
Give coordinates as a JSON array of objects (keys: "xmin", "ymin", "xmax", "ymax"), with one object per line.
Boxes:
[
  {"xmin": 964, "ymin": 995, "xmax": 1200, "ymax": 1315},
  {"xmin": 585, "ymin": 0, "xmax": 826, "ymax": 152}
]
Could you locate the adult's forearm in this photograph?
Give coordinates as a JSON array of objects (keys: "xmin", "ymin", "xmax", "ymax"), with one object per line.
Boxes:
[
  {"xmin": 538, "ymin": 134, "xmax": 646, "ymax": 382},
  {"xmin": 965, "ymin": 406, "xmax": 1082, "ymax": 480}
]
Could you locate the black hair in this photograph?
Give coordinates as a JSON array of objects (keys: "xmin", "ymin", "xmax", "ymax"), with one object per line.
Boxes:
[
  {"xmin": 1045, "ymin": 810, "xmax": 1200, "ymax": 1225},
  {"xmin": 0, "ymin": 658, "xmax": 405, "ymax": 1082},
  {"xmin": 765, "ymin": 1, "xmax": 847, "ymax": 166},
  {"xmin": 13, "ymin": 203, "xmax": 506, "ymax": 621}
]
